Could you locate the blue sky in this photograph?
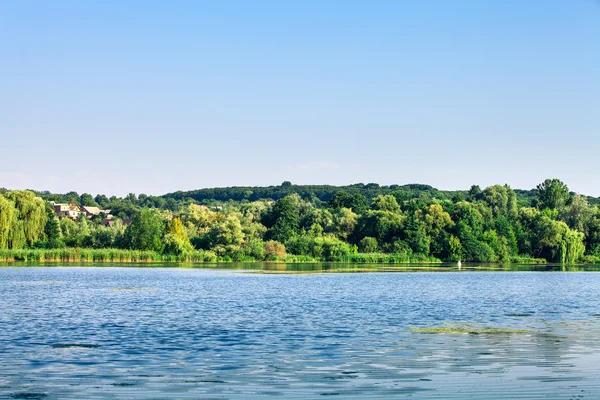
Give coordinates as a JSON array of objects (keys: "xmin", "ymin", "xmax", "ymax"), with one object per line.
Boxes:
[{"xmin": 1, "ymin": 1, "xmax": 599, "ymax": 196}]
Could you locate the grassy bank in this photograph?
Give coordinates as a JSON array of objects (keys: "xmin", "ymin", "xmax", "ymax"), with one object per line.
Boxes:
[
  {"xmin": 0, "ymin": 248, "xmax": 557, "ymax": 264},
  {"xmin": 0, "ymin": 248, "xmax": 440, "ymax": 263},
  {"xmin": 0, "ymin": 248, "xmax": 215, "ymax": 263}
]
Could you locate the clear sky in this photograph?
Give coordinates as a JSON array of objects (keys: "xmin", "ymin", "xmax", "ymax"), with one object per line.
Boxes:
[{"xmin": 1, "ymin": 1, "xmax": 599, "ymax": 196}]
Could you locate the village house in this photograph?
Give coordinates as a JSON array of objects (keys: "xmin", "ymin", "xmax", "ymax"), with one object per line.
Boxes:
[
  {"xmin": 81, "ymin": 206, "xmax": 111, "ymax": 218},
  {"xmin": 52, "ymin": 203, "xmax": 85, "ymax": 219},
  {"xmin": 49, "ymin": 202, "xmax": 112, "ymax": 220}
]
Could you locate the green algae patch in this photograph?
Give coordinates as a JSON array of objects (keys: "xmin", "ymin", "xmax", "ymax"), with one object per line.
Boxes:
[
  {"xmin": 109, "ymin": 287, "xmax": 157, "ymax": 291},
  {"xmin": 410, "ymin": 327, "xmax": 538, "ymax": 334},
  {"xmin": 51, "ymin": 343, "xmax": 101, "ymax": 349}
]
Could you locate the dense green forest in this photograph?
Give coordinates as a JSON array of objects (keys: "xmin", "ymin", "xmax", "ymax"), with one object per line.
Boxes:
[{"xmin": 1, "ymin": 179, "xmax": 599, "ymax": 264}]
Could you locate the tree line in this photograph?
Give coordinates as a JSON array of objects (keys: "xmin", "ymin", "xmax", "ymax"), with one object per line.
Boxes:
[{"xmin": 1, "ymin": 179, "xmax": 599, "ymax": 263}]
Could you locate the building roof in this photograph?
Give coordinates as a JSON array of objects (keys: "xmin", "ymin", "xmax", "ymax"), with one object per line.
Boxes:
[{"xmin": 81, "ymin": 206, "xmax": 102, "ymax": 215}]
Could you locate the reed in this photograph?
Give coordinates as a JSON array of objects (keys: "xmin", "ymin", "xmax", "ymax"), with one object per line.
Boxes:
[{"xmin": 0, "ymin": 248, "xmax": 218, "ymax": 263}]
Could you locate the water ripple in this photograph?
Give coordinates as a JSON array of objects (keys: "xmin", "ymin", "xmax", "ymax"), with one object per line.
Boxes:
[{"xmin": 1, "ymin": 267, "xmax": 600, "ymax": 398}]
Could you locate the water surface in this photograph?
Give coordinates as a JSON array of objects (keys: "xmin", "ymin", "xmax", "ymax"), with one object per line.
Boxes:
[{"xmin": 1, "ymin": 265, "xmax": 600, "ymax": 399}]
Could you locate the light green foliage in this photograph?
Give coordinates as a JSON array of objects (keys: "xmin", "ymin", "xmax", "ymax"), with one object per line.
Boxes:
[
  {"xmin": 244, "ymin": 238, "xmax": 265, "ymax": 260},
  {"xmin": 179, "ymin": 204, "xmax": 219, "ymax": 236},
  {"xmin": 560, "ymin": 194, "xmax": 593, "ymax": 233},
  {"xmin": 304, "ymin": 208, "xmax": 333, "ymax": 232},
  {"xmin": 164, "ymin": 218, "xmax": 193, "ymax": 255},
  {"xmin": 60, "ymin": 217, "xmax": 90, "ymax": 247},
  {"xmin": 518, "ymin": 207, "xmax": 585, "ymax": 263},
  {"xmin": 448, "ymin": 235, "xmax": 462, "ymax": 261},
  {"xmin": 210, "ymin": 214, "xmax": 244, "ymax": 247},
  {"xmin": 420, "ymin": 203, "xmax": 453, "ymax": 237},
  {"xmin": 286, "ymin": 234, "xmax": 354, "ymax": 260},
  {"xmin": 240, "ymin": 201, "xmax": 268, "ymax": 223},
  {"xmin": 164, "ymin": 233, "xmax": 194, "ymax": 255},
  {"xmin": 371, "ymin": 195, "xmax": 401, "ymax": 213},
  {"xmin": 0, "ymin": 194, "xmax": 15, "ymax": 249},
  {"xmin": 417, "ymin": 203, "xmax": 453, "ymax": 258},
  {"xmin": 60, "ymin": 218, "xmax": 78, "ymax": 243},
  {"xmin": 4, "ymin": 191, "xmax": 47, "ymax": 248},
  {"xmin": 330, "ymin": 207, "xmax": 357, "ymax": 240}
]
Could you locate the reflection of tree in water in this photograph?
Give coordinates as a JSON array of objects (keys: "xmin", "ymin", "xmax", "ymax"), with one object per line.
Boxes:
[{"xmin": 409, "ymin": 329, "xmax": 575, "ymax": 377}]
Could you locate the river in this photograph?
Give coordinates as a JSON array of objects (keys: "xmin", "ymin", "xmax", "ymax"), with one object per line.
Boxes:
[{"xmin": 1, "ymin": 264, "xmax": 599, "ymax": 399}]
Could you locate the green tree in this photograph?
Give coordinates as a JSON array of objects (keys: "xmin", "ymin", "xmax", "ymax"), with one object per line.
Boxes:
[
  {"xmin": 359, "ymin": 236, "xmax": 378, "ymax": 253},
  {"xmin": 330, "ymin": 207, "xmax": 357, "ymax": 240},
  {"xmin": 0, "ymin": 194, "xmax": 15, "ymax": 249},
  {"xmin": 80, "ymin": 193, "xmax": 99, "ymax": 207},
  {"xmin": 448, "ymin": 235, "xmax": 462, "ymax": 261},
  {"xmin": 371, "ymin": 195, "xmax": 401, "ymax": 213},
  {"xmin": 264, "ymin": 194, "xmax": 305, "ymax": 243},
  {"xmin": 164, "ymin": 218, "xmax": 193, "ymax": 255},
  {"xmin": 481, "ymin": 185, "xmax": 517, "ymax": 219},
  {"xmin": 4, "ymin": 191, "xmax": 47, "ymax": 248},
  {"xmin": 43, "ymin": 206, "xmax": 63, "ymax": 248},
  {"xmin": 244, "ymin": 238, "xmax": 265, "ymax": 260},
  {"xmin": 210, "ymin": 214, "xmax": 244, "ymax": 247},
  {"xmin": 264, "ymin": 240, "xmax": 286, "ymax": 259},
  {"xmin": 123, "ymin": 209, "xmax": 165, "ymax": 252},
  {"xmin": 329, "ymin": 191, "xmax": 368, "ymax": 213},
  {"xmin": 353, "ymin": 209, "xmax": 404, "ymax": 247},
  {"xmin": 536, "ymin": 178, "xmax": 570, "ymax": 211},
  {"xmin": 560, "ymin": 194, "xmax": 593, "ymax": 232}
]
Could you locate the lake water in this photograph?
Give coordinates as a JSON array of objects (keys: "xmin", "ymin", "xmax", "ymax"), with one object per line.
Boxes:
[{"xmin": 1, "ymin": 264, "xmax": 600, "ymax": 399}]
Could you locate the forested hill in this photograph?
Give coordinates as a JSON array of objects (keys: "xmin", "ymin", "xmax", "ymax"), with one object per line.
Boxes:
[
  {"xmin": 4, "ymin": 182, "xmax": 599, "ymax": 209},
  {"xmin": 163, "ymin": 182, "xmax": 463, "ymax": 204},
  {"xmin": 162, "ymin": 182, "xmax": 595, "ymax": 207}
]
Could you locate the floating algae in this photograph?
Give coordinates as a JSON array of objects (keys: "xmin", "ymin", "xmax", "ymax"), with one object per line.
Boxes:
[
  {"xmin": 109, "ymin": 287, "xmax": 156, "ymax": 291},
  {"xmin": 10, "ymin": 393, "xmax": 48, "ymax": 399},
  {"xmin": 51, "ymin": 343, "xmax": 101, "ymax": 349},
  {"xmin": 410, "ymin": 327, "xmax": 538, "ymax": 334}
]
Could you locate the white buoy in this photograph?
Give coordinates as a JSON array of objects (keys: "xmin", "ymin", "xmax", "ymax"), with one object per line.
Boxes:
[{"xmin": 457, "ymin": 260, "xmax": 462, "ymax": 269}]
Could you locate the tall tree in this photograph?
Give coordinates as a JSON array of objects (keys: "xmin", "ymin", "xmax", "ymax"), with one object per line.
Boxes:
[
  {"xmin": 0, "ymin": 195, "xmax": 15, "ymax": 249},
  {"xmin": 4, "ymin": 191, "xmax": 47, "ymax": 247},
  {"xmin": 536, "ymin": 178, "xmax": 570, "ymax": 211},
  {"xmin": 123, "ymin": 209, "xmax": 165, "ymax": 252}
]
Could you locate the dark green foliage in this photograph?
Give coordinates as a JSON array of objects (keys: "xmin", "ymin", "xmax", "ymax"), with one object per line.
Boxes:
[
  {"xmin": 329, "ymin": 191, "xmax": 368, "ymax": 213},
  {"xmin": 536, "ymin": 178, "xmax": 570, "ymax": 210},
  {"xmin": 263, "ymin": 194, "xmax": 303, "ymax": 243},
  {"xmin": 359, "ymin": 237, "xmax": 378, "ymax": 253}
]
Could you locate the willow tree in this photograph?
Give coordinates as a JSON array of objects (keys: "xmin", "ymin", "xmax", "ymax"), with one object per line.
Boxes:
[
  {"xmin": 164, "ymin": 217, "xmax": 193, "ymax": 255},
  {"xmin": 4, "ymin": 191, "xmax": 47, "ymax": 248},
  {"xmin": 560, "ymin": 228, "xmax": 585, "ymax": 264},
  {"xmin": 0, "ymin": 194, "xmax": 15, "ymax": 249}
]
